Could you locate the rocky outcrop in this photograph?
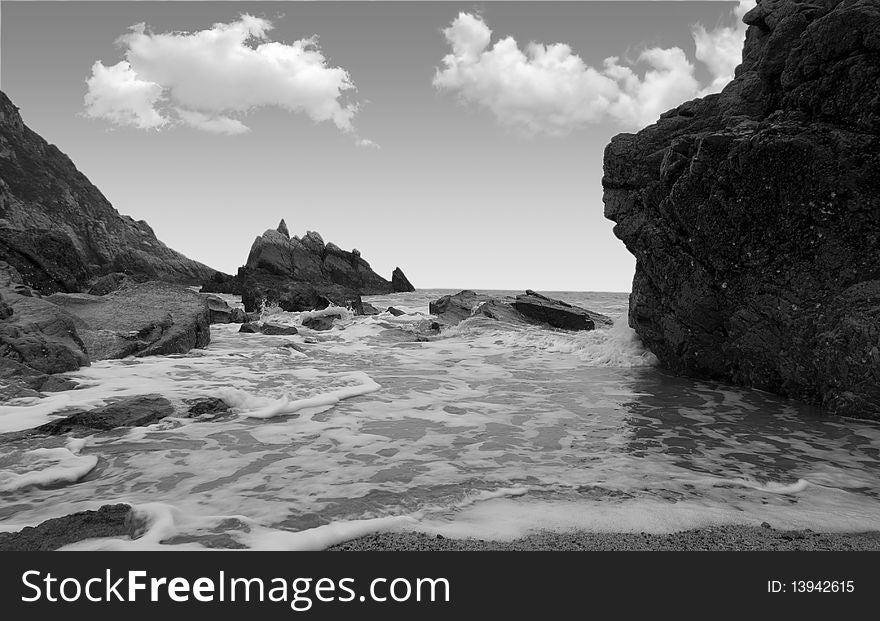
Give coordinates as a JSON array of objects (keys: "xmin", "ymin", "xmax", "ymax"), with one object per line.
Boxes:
[
  {"xmin": 514, "ymin": 290, "xmax": 614, "ymax": 331},
  {"xmin": 392, "ymin": 267, "xmax": 415, "ymax": 293},
  {"xmin": 602, "ymin": 0, "xmax": 880, "ymax": 418},
  {"xmin": 0, "ymin": 504, "xmax": 137, "ymax": 551},
  {"xmin": 0, "ymin": 91, "xmax": 223, "ymax": 294},
  {"xmin": 430, "ymin": 290, "xmax": 610, "ymax": 330},
  {"xmin": 48, "ymin": 281, "xmax": 211, "ymax": 360},
  {"xmin": 206, "ymin": 219, "xmax": 414, "ymax": 313}
]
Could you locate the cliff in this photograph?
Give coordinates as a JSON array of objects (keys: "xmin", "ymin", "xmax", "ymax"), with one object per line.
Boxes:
[
  {"xmin": 603, "ymin": 0, "xmax": 880, "ymax": 418},
  {"xmin": 0, "ymin": 91, "xmax": 220, "ymax": 294}
]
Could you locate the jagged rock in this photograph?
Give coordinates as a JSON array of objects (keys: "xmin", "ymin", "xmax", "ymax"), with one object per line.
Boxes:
[
  {"xmin": 387, "ymin": 306, "xmax": 406, "ymax": 317},
  {"xmin": 259, "ymin": 323, "xmax": 298, "ymax": 336},
  {"xmin": 0, "ymin": 91, "xmax": 224, "ymax": 294},
  {"xmin": 238, "ymin": 322, "xmax": 260, "ymax": 333},
  {"xmin": 0, "ymin": 504, "xmax": 137, "ymax": 551},
  {"xmin": 513, "ymin": 290, "xmax": 613, "ymax": 331},
  {"xmin": 36, "ymin": 394, "xmax": 174, "ymax": 435},
  {"xmin": 48, "ymin": 281, "xmax": 211, "ymax": 360},
  {"xmin": 206, "ymin": 219, "xmax": 413, "ymax": 313},
  {"xmin": 602, "ymin": 0, "xmax": 880, "ymax": 419},
  {"xmin": 392, "ymin": 267, "xmax": 415, "ymax": 293}
]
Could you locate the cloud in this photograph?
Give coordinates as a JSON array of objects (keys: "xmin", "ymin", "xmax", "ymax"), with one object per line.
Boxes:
[
  {"xmin": 84, "ymin": 15, "xmax": 360, "ymax": 137},
  {"xmin": 434, "ymin": 1, "xmax": 756, "ymax": 134},
  {"xmin": 355, "ymin": 138, "xmax": 380, "ymax": 150}
]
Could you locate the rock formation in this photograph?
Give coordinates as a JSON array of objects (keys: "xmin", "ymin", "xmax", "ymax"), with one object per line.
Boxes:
[
  {"xmin": 212, "ymin": 219, "xmax": 415, "ymax": 313},
  {"xmin": 392, "ymin": 267, "xmax": 415, "ymax": 293},
  {"xmin": 602, "ymin": 0, "xmax": 880, "ymax": 418},
  {"xmin": 0, "ymin": 91, "xmax": 222, "ymax": 294},
  {"xmin": 430, "ymin": 290, "xmax": 611, "ymax": 330}
]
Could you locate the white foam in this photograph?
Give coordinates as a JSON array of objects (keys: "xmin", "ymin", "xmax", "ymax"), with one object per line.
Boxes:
[
  {"xmin": 299, "ymin": 305, "xmax": 352, "ymax": 323},
  {"xmin": 60, "ymin": 502, "xmax": 417, "ymax": 551},
  {"xmin": 0, "ymin": 439, "xmax": 98, "ymax": 492},
  {"xmin": 224, "ymin": 371, "xmax": 381, "ymax": 419},
  {"xmin": 0, "ymin": 393, "xmax": 74, "ymax": 433}
]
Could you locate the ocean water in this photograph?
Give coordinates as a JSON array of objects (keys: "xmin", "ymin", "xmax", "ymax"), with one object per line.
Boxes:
[{"xmin": 1, "ymin": 289, "xmax": 879, "ymax": 550}]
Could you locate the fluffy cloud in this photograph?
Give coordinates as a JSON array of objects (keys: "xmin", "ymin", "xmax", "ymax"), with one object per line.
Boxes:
[
  {"xmin": 434, "ymin": 1, "xmax": 756, "ymax": 134},
  {"xmin": 84, "ymin": 15, "xmax": 360, "ymax": 137}
]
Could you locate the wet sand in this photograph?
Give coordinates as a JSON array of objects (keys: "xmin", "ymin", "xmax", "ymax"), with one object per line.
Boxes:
[{"xmin": 329, "ymin": 525, "xmax": 880, "ymax": 551}]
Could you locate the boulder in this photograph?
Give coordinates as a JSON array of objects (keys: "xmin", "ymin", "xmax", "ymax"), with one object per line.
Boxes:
[
  {"xmin": 391, "ymin": 267, "xmax": 416, "ymax": 293},
  {"xmin": 602, "ymin": 0, "xmax": 880, "ymax": 419},
  {"xmin": 0, "ymin": 91, "xmax": 224, "ymax": 294},
  {"xmin": 387, "ymin": 306, "xmax": 406, "ymax": 317},
  {"xmin": 302, "ymin": 316, "xmax": 337, "ymax": 331},
  {"xmin": 36, "ymin": 394, "xmax": 174, "ymax": 435},
  {"xmin": 239, "ymin": 275, "xmax": 364, "ymax": 314},
  {"xmin": 513, "ymin": 290, "xmax": 613, "ymax": 331},
  {"xmin": 203, "ymin": 294, "xmax": 246, "ymax": 324},
  {"xmin": 0, "ymin": 504, "xmax": 136, "ymax": 551},
  {"xmin": 259, "ymin": 323, "xmax": 299, "ymax": 336},
  {"xmin": 238, "ymin": 322, "xmax": 260, "ymax": 334},
  {"xmin": 360, "ymin": 302, "xmax": 381, "ymax": 316},
  {"xmin": 430, "ymin": 290, "xmax": 608, "ymax": 331},
  {"xmin": 0, "ymin": 287, "xmax": 89, "ymax": 376},
  {"xmin": 48, "ymin": 281, "xmax": 211, "ymax": 360}
]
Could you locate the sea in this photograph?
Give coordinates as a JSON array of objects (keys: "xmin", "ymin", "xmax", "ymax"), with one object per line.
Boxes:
[{"xmin": 1, "ymin": 289, "xmax": 879, "ymax": 550}]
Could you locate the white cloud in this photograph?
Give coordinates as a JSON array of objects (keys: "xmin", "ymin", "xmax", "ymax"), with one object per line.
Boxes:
[
  {"xmin": 693, "ymin": 0, "xmax": 756, "ymax": 95},
  {"xmin": 434, "ymin": 1, "xmax": 756, "ymax": 134},
  {"xmin": 176, "ymin": 108, "xmax": 250, "ymax": 135},
  {"xmin": 84, "ymin": 15, "xmax": 360, "ymax": 137},
  {"xmin": 84, "ymin": 60, "xmax": 167, "ymax": 129},
  {"xmin": 355, "ymin": 138, "xmax": 380, "ymax": 150}
]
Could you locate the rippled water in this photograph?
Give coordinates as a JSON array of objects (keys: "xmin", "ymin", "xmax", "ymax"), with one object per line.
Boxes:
[{"xmin": 1, "ymin": 289, "xmax": 879, "ymax": 549}]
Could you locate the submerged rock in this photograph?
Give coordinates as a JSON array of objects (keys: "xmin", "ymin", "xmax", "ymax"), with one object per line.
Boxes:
[
  {"xmin": 259, "ymin": 323, "xmax": 299, "ymax": 336},
  {"xmin": 602, "ymin": 0, "xmax": 880, "ymax": 418},
  {"xmin": 184, "ymin": 397, "xmax": 231, "ymax": 418},
  {"xmin": 387, "ymin": 306, "xmax": 406, "ymax": 317},
  {"xmin": 391, "ymin": 267, "xmax": 416, "ymax": 293},
  {"xmin": 238, "ymin": 322, "xmax": 260, "ymax": 334},
  {"xmin": 48, "ymin": 281, "xmax": 211, "ymax": 360},
  {"xmin": 36, "ymin": 394, "xmax": 174, "ymax": 435},
  {"xmin": 0, "ymin": 504, "xmax": 136, "ymax": 551}
]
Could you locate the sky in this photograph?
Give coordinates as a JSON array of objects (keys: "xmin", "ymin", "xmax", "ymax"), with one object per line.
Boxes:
[{"xmin": 1, "ymin": 1, "xmax": 752, "ymax": 291}]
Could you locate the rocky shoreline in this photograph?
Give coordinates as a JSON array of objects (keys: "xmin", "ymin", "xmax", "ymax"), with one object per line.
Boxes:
[{"xmin": 329, "ymin": 526, "xmax": 880, "ymax": 552}]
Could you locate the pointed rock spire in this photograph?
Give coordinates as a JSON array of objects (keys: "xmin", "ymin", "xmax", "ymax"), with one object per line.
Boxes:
[{"xmin": 277, "ymin": 218, "xmax": 289, "ymax": 238}]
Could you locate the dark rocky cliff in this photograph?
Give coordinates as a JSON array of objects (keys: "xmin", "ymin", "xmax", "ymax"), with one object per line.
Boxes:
[
  {"xmin": 0, "ymin": 91, "xmax": 220, "ymax": 293},
  {"xmin": 603, "ymin": 0, "xmax": 880, "ymax": 419}
]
